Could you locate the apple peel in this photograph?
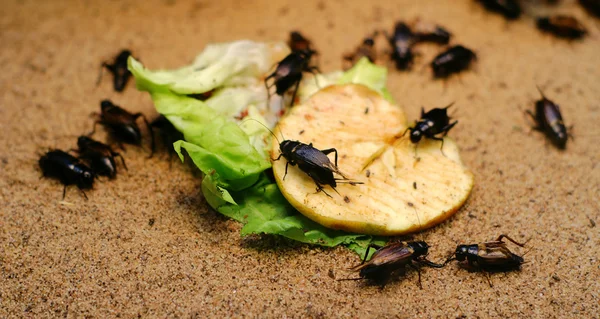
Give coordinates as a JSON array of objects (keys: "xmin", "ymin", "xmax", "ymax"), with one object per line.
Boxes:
[{"xmin": 271, "ymin": 84, "xmax": 474, "ymax": 236}]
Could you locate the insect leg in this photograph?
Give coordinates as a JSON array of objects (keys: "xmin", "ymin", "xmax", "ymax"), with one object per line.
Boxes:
[
  {"xmin": 62, "ymin": 185, "xmax": 68, "ymax": 200},
  {"xmin": 320, "ymin": 148, "xmax": 339, "ymax": 167},
  {"xmin": 283, "ymin": 161, "xmax": 290, "ymax": 180},
  {"xmin": 78, "ymin": 187, "xmax": 89, "ymax": 200},
  {"xmin": 429, "ymin": 136, "xmax": 446, "ymax": 156},
  {"xmin": 312, "ymin": 180, "xmax": 333, "ymax": 198},
  {"xmin": 496, "ymin": 234, "xmax": 527, "ymax": 247},
  {"xmin": 272, "ymin": 152, "xmax": 283, "ymax": 162},
  {"xmin": 361, "ymin": 244, "xmax": 383, "ymax": 264},
  {"xmin": 483, "ymin": 271, "xmax": 493, "ymax": 288},
  {"xmin": 134, "ymin": 113, "xmax": 155, "ymax": 158},
  {"xmin": 264, "ymin": 74, "xmax": 274, "ymax": 109},
  {"xmin": 400, "ymin": 127, "xmax": 412, "ymax": 138},
  {"xmin": 289, "ymin": 76, "xmax": 301, "ymax": 107},
  {"xmin": 567, "ymin": 125, "xmax": 574, "ymax": 141},
  {"xmin": 315, "ymin": 183, "xmax": 333, "ymax": 198},
  {"xmin": 525, "ymin": 110, "xmax": 542, "ymax": 131},
  {"xmin": 306, "ymin": 66, "xmax": 321, "ymax": 89},
  {"xmin": 114, "ymin": 152, "xmax": 128, "ymax": 171},
  {"xmin": 408, "ymin": 263, "xmax": 423, "ymax": 289},
  {"xmin": 88, "ymin": 121, "xmax": 101, "ymax": 137},
  {"xmin": 413, "ymin": 143, "xmax": 419, "ymax": 160}
]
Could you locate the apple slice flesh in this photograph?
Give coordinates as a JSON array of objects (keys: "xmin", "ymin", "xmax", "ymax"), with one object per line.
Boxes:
[{"xmin": 271, "ymin": 84, "xmax": 474, "ymax": 236}]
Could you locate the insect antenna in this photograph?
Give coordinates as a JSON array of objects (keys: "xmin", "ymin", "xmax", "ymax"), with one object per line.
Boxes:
[
  {"xmin": 336, "ymin": 277, "xmax": 366, "ymax": 282},
  {"xmin": 96, "ymin": 63, "xmax": 107, "ymax": 87},
  {"xmin": 443, "ymin": 255, "xmax": 457, "ymax": 266},
  {"xmin": 520, "ymin": 244, "xmax": 535, "ymax": 259},
  {"xmin": 411, "ymin": 204, "xmax": 424, "ymax": 238},
  {"xmin": 442, "ymin": 101, "xmax": 456, "ymax": 110},
  {"xmin": 239, "ymin": 118, "xmax": 285, "ymax": 145},
  {"xmin": 335, "ymin": 180, "xmax": 364, "ymax": 185},
  {"xmin": 535, "ymin": 84, "xmax": 548, "ymax": 100}
]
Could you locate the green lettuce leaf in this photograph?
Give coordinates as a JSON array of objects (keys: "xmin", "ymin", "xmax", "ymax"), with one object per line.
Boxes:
[
  {"xmin": 211, "ymin": 174, "xmax": 387, "ymax": 258},
  {"xmin": 130, "ymin": 40, "xmax": 289, "ymax": 94},
  {"xmin": 129, "ymin": 41, "xmax": 391, "ymax": 257},
  {"xmin": 144, "ymin": 90, "xmax": 270, "ymax": 191},
  {"xmin": 297, "ymin": 57, "xmax": 393, "ymax": 104},
  {"xmin": 338, "ymin": 57, "xmax": 394, "ymax": 102}
]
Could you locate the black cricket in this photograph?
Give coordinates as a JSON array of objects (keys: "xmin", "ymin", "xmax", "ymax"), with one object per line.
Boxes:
[
  {"xmin": 288, "ymin": 31, "xmax": 314, "ymax": 52},
  {"xmin": 527, "ymin": 87, "xmax": 569, "ymax": 149},
  {"xmin": 75, "ymin": 136, "xmax": 127, "ymax": 179},
  {"xmin": 403, "ymin": 104, "xmax": 458, "ymax": 153},
  {"xmin": 98, "ymin": 49, "xmax": 132, "ymax": 92},
  {"xmin": 274, "ymin": 140, "xmax": 360, "ymax": 197},
  {"xmin": 90, "ymin": 99, "xmax": 155, "ymax": 157},
  {"xmin": 537, "ymin": 15, "xmax": 587, "ymax": 39},
  {"xmin": 431, "ymin": 45, "xmax": 476, "ymax": 78},
  {"xmin": 579, "ymin": 0, "xmax": 600, "ymax": 17},
  {"xmin": 476, "ymin": 0, "xmax": 521, "ymax": 20},
  {"xmin": 389, "ymin": 22, "xmax": 415, "ymax": 70},
  {"xmin": 151, "ymin": 115, "xmax": 184, "ymax": 158},
  {"xmin": 444, "ymin": 234, "xmax": 526, "ymax": 286},
  {"xmin": 39, "ymin": 150, "xmax": 95, "ymax": 200},
  {"xmin": 343, "ymin": 241, "xmax": 444, "ymax": 288},
  {"xmin": 343, "ymin": 37, "xmax": 377, "ymax": 70},
  {"xmin": 413, "ymin": 22, "xmax": 451, "ymax": 45},
  {"xmin": 265, "ymin": 49, "xmax": 319, "ymax": 107}
]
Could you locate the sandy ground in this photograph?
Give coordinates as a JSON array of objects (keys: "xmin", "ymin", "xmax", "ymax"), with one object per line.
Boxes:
[{"xmin": 1, "ymin": 0, "xmax": 599, "ymax": 317}]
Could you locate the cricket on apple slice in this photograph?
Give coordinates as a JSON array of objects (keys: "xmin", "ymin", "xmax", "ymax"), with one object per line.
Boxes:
[{"xmin": 271, "ymin": 84, "xmax": 474, "ymax": 236}]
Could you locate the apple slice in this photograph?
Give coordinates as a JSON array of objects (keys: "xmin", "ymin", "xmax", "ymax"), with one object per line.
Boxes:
[{"xmin": 271, "ymin": 84, "xmax": 474, "ymax": 236}]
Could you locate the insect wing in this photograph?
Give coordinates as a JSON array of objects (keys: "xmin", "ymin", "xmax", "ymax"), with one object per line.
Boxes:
[
  {"xmin": 353, "ymin": 243, "xmax": 413, "ymax": 271},
  {"xmin": 542, "ymin": 102, "xmax": 564, "ymax": 126},
  {"xmin": 103, "ymin": 106, "xmax": 135, "ymax": 125},
  {"xmin": 276, "ymin": 53, "xmax": 306, "ymax": 78},
  {"xmin": 478, "ymin": 244, "xmax": 520, "ymax": 267},
  {"xmin": 424, "ymin": 108, "xmax": 449, "ymax": 121},
  {"xmin": 293, "ymin": 144, "xmax": 333, "ymax": 169}
]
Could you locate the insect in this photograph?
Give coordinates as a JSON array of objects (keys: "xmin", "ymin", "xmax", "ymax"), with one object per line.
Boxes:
[
  {"xmin": 264, "ymin": 49, "xmax": 319, "ymax": 107},
  {"xmin": 288, "ymin": 31, "xmax": 314, "ymax": 52},
  {"xmin": 343, "ymin": 241, "xmax": 445, "ymax": 287},
  {"xmin": 431, "ymin": 45, "xmax": 476, "ymax": 78},
  {"xmin": 274, "ymin": 140, "xmax": 360, "ymax": 197},
  {"xmin": 75, "ymin": 136, "xmax": 127, "ymax": 179},
  {"xmin": 476, "ymin": 0, "xmax": 521, "ymax": 20},
  {"xmin": 403, "ymin": 104, "xmax": 458, "ymax": 153},
  {"xmin": 537, "ymin": 15, "xmax": 587, "ymax": 39},
  {"xmin": 412, "ymin": 21, "xmax": 452, "ymax": 45},
  {"xmin": 90, "ymin": 99, "xmax": 155, "ymax": 157},
  {"xmin": 98, "ymin": 49, "xmax": 132, "ymax": 92},
  {"xmin": 188, "ymin": 90, "xmax": 214, "ymax": 101},
  {"xmin": 151, "ymin": 115, "xmax": 184, "ymax": 158},
  {"xmin": 388, "ymin": 22, "xmax": 415, "ymax": 70},
  {"xmin": 444, "ymin": 234, "xmax": 527, "ymax": 286},
  {"xmin": 526, "ymin": 87, "xmax": 569, "ymax": 149},
  {"xmin": 343, "ymin": 36, "xmax": 377, "ymax": 70},
  {"xmin": 579, "ymin": 0, "xmax": 600, "ymax": 17},
  {"xmin": 39, "ymin": 150, "xmax": 95, "ymax": 200}
]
